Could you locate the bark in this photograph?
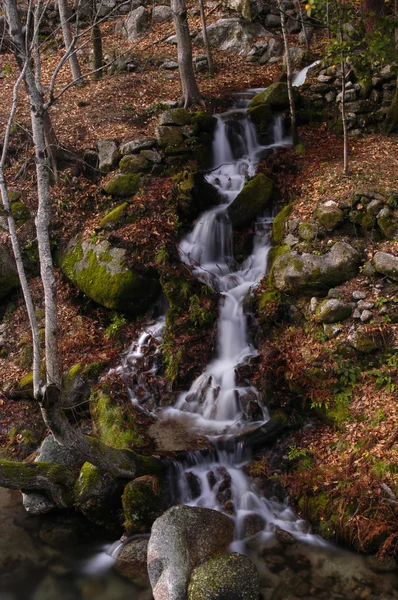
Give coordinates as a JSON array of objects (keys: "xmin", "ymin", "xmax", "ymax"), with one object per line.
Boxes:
[
  {"xmin": 91, "ymin": 23, "xmax": 103, "ymax": 78},
  {"xmin": 0, "ymin": 459, "xmax": 75, "ymax": 508},
  {"xmin": 58, "ymin": 0, "xmax": 83, "ymax": 83},
  {"xmin": 171, "ymin": 0, "xmax": 204, "ymax": 108},
  {"xmin": 198, "ymin": 0, "xmax": 214, "ymax": 76},
  {"xmin": 278, "ymin": 0, "xmax": 298, "ymax": 145},
  {"xmin": 341, "ymin": 61, "xmax": 348, "ymax": 173}
]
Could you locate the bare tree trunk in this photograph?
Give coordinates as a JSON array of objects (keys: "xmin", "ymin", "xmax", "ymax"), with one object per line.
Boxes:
[
  {"xmin": 198, "ymin": 0, "xmax": 214, "ymax": 76},
  {"xmin": 91, "ymin": 22, "xmax": 103, "ymax": 78},
  {"xmin": 58, "ymin": 0, "xmax": 83, "ymax": 83},
  {"xmin": 33, "ymin": 0, "xmax": 43, "ymax": 91},
  {"xmin": 341, "ymin": 60, "xmax": 348, "ymax": 173},
  {"xmin": 278, "ymin": 0, "xmax": 298, "ymax": 145},
  {"xmin": 171, "ymin": 0, "xmax": 204, "ymax": 108}
]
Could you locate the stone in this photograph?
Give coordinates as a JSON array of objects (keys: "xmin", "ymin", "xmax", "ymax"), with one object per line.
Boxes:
[
  {"xmin": 58, "ymin": 237, "xmax": 159, "ymax": 314},
  {"xmin": 373, "ymin": 252, "xmax": 398, "ymax": 281},
  {"xmin": 336, "ymin": 88, "xmax": 357, "ymax": 103},
  {"xmin": 247, "ymin": 103, "xmax": 273, "ymax": 134},
  {"xmin": 348, "ymin": 326, "xmax": 379, "ymax": 353},
  {"xmin": 158, "ymin": 108, "xmax": 192, "ymax": 126},
  {"xmin": 125, "ymin": 6, "xmax": 148, "ymax": 41},
  {"xmin": 161, "ymin": 60, "xmax": 179, "ymax": 70},
  {"xmin": 242, "ymin": 513, "xmax": 266, "ymax": 538},
  {"xmin": 156, "ymin": 125, "xmax": 184, "ymax": 147},
  {"xmin": 323, "ymin": 323, "xmax": 341, "ymax": 338},
  {"xmin": 74, "ymin": 462, "xmax": 124, "ymax": 527},
  {"xmin": 147, "ymin": 505, "xmax": 234, "ymax": 600},
  {"xmin": 223, "ymin": 0, "xmax": 252, "ymax": 19},
  {"xmin": 316, "ymin": 200, "xmax": 344, "ymax": 231},
  {"xmin": 97, "ymin": 139, "xmax": 119, "ymax": 173},
  {"xmin": 119, "ymin": 154, "xmax": 150, "ymax": 173},
  {"xmin": 298, "ymin": 221, "xmax": 319, "ymax": 241},
  {"xmin": 265, "ymin": 13, "xmax": 281, "ymax": 27},
  {"xmin": 352, "ymin": 290, "xmax": 367, "ymax": 300},
  {"xmin": 188, "ymin": 552, "xmax": 260, "ymax": 600},
  {"xmin": 100, "ymin": 202, "xmax": 129, "ymax": 229},
  {"xmin": 353, "ymin": 309, "xmax": 361, "ymax": 319},
  {"xmin": 114, "ymin": 538, "xmax": 150, "ymax": 586},
  {"xmin": 377, "ymin": 208, "xmax": 398, "ymax": 240},
  {"xmin": 325, "ymin": 91, "xmax": 337, "ymax": 103},
  {"xmin": 286, "ymin": 47, "xmax": 306, "ymax": 68},
  {"xmin": 357, "ymin": 300, "xmax": 374, "ymax": 310},
  {"xmin": 120, "ymin": 137, "xmax": 156, "ymax": 155},
  {"xmin": 315, "ymin": 299, "xmax": 353, "ymax": 323},
  {"xmin": 0, "ymin": 243, "xmax": 19, "ymax": 300},
  {"xmin": 250, "ymin": 82, "xmax": 291, "ymax": 110},
  {"xmin": 360, "ymin": 309, "xmax": 373, "ymax": 323},
  {"xmin": 272, "ymin": 242, "xmax": 361, "ymax": 295},
  {"xmin": 152, "ymin": 5, "xmax": 172, "ymax": 21},
  {"xmin": 197, "ymin": 19, "xmax": 266, "ymax": 56},
  {"xmin": 259, "ymin": 37, "xmax": 283, "ymax": 64},
  {"xmin": 103, "ymin": 173, "xmax": 140, "ymax": 197},
  {"xmin": 228, "ymin": 173, "xmax": 273, "ymax": 229},
  {"xmin": 122, "ymin": 477, "xmax": 167, "ymax": 534}
]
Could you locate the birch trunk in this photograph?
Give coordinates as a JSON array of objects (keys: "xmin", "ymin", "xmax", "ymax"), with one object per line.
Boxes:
[
  {"xmin": 198, "ymin": 0, "xmax": 214, "ymax": 76},
  {"xmin": 278, "ymin": 0, "xmax": 298, "ymax": 145},
  {"xmin": 171, "ymin": 0, "xmax": 204, "ymax": 107},
  {"xmin": 58, "ymin": 0, "xmax": 82, "ymax": 83}
]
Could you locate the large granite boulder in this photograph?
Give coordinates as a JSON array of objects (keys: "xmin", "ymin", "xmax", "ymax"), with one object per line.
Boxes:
[
  {"xmin": 125, "ymin": 6, "xmax": 148, "ymax": 41},
  {"xmin": 373, "ymin": 251, "xmax": 398, "ymax": 280},
  {"xmin": 197, "ymin": 19, "xmax": 266, "ymax": 55},
  {"xmin": 58, "ymin": 237, "xmax": 159, "ymax": 314},
  {"xmin": 147, "ymin": 505, "xmax": 234, "ymax": 600},
  {"xmin": 0, "ymin": 243, "xmax": 19, "ymax": 300},
  {"xmin": 228, "ymin": 173, "xmax": 273, "ymax": 228},
  {"xmin": 271, "ymin": 242, "xmax": 361, "ymax": 295},
  {"xmin": 188, "ymin": 552, "xmax": 259, "ymax": 600}
]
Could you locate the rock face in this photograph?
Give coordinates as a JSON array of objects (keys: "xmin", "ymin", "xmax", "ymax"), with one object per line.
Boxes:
[
  {"xmin": 197, "ymin": 19, "xmax": 266, "ymax": 55},
  {"xmin": 187, "ymin": 552, "xmax": 260, "ymax": 600},
  {"xmin": 147, "ymin": 505, "xmax": 234, "ymax": 600},
  {"xmin": 228, "ymin": 173, "xmax": 274, "ymax": 228},
  {"xmin": 272, "ymin": 242, "xmax": 361, "ymax": 295},
  {"xmin": 0, "ymin": 243, "xmax": 19, "ymax": 300},
  {"xmin": 373, "ymin": 251, "xmax": 398, "ymax": 280},
  {"xmin": 58, "ymin": 237, "xmax": 159, "ymax": 314}
]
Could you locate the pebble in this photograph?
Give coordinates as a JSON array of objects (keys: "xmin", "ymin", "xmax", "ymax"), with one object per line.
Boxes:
[
  {"xmin": 353, "ymin": 309, "xmax": 361, "ymax": 319},
  {"xmin": 357, "ymin": 300, "xmax": 375, "ymax": 310},
  {"xmin": 360, "ymin": 310, "xmax": 373, "ymax": 323},
  {"xmin": 352, "ymin": 290, "xmax": 367, "ymax": 300}
]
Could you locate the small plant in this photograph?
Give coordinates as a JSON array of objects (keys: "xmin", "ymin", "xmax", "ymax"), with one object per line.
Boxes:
[
  {"xmin": 105, "ymin": 314, "xmax": 127, "ymax": 340},
  {"xmin": 375, "ymin": 296, "xmax": 389, "ymax": 309},
  {"xmin": 155, "ymin": 245, "xmax": 169, "ymax": 266},
  {"xmin": 287, "ymin": 445, "xmax": 310, "ymax": 461},
  {"xmin": 188, "ymin": 295, "xmax": 213, "ymax": 327},
  {"xmin": 21, "ymin": 429, "xmax": 36, "ymax": 446}
]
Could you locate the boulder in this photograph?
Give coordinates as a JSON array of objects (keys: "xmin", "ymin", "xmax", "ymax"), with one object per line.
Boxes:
[
  {"xmin": 147, "ymin": 505, "xmax": 234, "ymax": 600},
  {"xmin": 122, "ymin": 476, "xmax": 167, "ymax": 534},
  {"xmin": 158, "ymin": 108, "xmax": 192, "ymax": 126},
  {"xmin": 119, "ymin": 154, "xmax": 150, "ymax": 173},
  {"xmin": 58, "ymin": 237, "xmax": 159, "ymax": 314},
  {"xmin": 125, "ymin": 6, "xmax": 148, "ymax": 41},
  {"xmin": 298, "ymin": 221, "xmax": 319, "ymax": 241},
  {"xmin": 228, "ymin": 173, "xmax": 274, "ymax": 228},
  {"xmin": 100, "ymin": 202, "xmax": 129, "ymax": 229},
  {"xmin": 373, "ymin": 252, "xmax": 398, "ymax": 281},
  {"xmin": 272, "ymin": 242, "xmax": 361, "ymax": 295},
  {"xmin": 97, "ymin": 139, "xmax": 119, "ymax": 173},
  {"xmin": 188, "ymin": 552, "xmax": 260, "ymax": 600},
  {"xmin": 0, "ymin": 243, "xmax": 19, "ymax": 300},
  {"xmin": 114, "ymin": 538, "xmax": 150, "ymax": 586},
  {"xmin": 250, "ymin": 82, "xmax": 291, "ymax": 110},
  {"xmin": 10, "ymin": 201, "xmax": 30, "ymax": 227},
  {"xmin": 120, "ymin": 137, "xmax": 156, "ymax": 155},
  {"xmin": 315, "ymin": 299, "xmax": 353, "ymax": 323},
  {"xmin": 247, "ymin": 103, "xmax": 273, "ymax": 134},
  {"xmin": 152, "ymin": 5, "xmax": 172, "ymax": 21},
  {"xmin": 103, "ymin": 173, "xmax": 140, "ymax": 197},
  {"xmin": 377, "ymin": 208, "xmax": 398, "ymax": 240},
  {"xmin": 285, "ymin": 47, "xmax": 306, "ymax": 68},
  {"xmin": 316, "ymin": 201, "xmax": 344, "ymax": 231},
  {"xmin": 74, "ymin": 462, "xmax": 124, "ymax": 527},
  {"xmin": 348, "ymin": 326, "xmax": 380, "ymax": 353},
  {"xmin": 259, "ymin": 37, "xmax": 283, "ymax": 64},
  {"xmin": 156, "ymin": 126, "xmax": 184, "ymax": 147},
  {"xmin": 223, "ymin": 0, "xmax": 251, "ymax": 20},
  {"xmin": 197, "ymin": 19, "xmax": 266, "ymax": 55}
]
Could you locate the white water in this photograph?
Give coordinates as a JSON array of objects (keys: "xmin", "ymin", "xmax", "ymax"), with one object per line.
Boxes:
[{"xmin": 292, "ymin": 59, "xmax": 321, "ymax": 87}]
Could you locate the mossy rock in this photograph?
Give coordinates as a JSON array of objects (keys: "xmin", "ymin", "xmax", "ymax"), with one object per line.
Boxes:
[
  {"xmin": 250, "ymin": 82, "xmax": 294, "ymax": 110},
  {"xmin": 188, "ymin": 552, "xmax": 259, "ymax": 600},
  {"xmin": 158, "ymin": 108, "xmax": 192, "ymax": 126},
  {"xmin": 103, "ymin": 173, "xmax": 140, "ymax": 197},
  {"xmin": 0, "ymin": 243, "xmax": 19, "ymax": 300},
  {"xmin": 247, "ymin": 103, "xmax": 273, "ymax": 134},
  {"xmin": 100, "ymin": 202, "xmax": 129, "ymax": 229},
  {"xmin": 58, "ymin": 237, "xmax": 159, "ymax": 314},
  {"xmin": 373, "ymin": 251, "xmax": 398, "ymax": 281},
  {"xmin": 119, "ymin": 155, "xmax": 150, "ymax": 174},
  {"xmin": 172, "ymin": 170, "xmax": 220, "ymax": 221},
  {"xmin": 315, "ymin": 299, "xmax": 352, "ymax": 324},
  {"xmin": 316, "ymin": 201, "xmax": 344, "ymax": 232},
  {"xmin": 298, "ymin": 221, "xmax": 319, "ymax": 241},
  {"xmin": 228, "ymin": 173, "xmax": 274, "ymax": 229},
  {"xmin": 348, "ymin": 326, "xmax": 380, "ymax": 353},
  {"xmin": 74, "ymin": 462, "xmax": 124, "ymax": 528},
  {"xmin": 122, "ymin": 477, "xmax": 167, "ymax": 534},
  {"xmin": 17, "ymin": 371, "xmax": 34, "ymax": 393},
  {"xmin": 91, "ymin": 391, "xmax": 143, "ymax": 449},
  {"xmin": 11, "ymin": 201, "xmax": 30, "ymax": 226},
  {"xmin": 7, "ymin": 190, "xmax": 22, "ymax": 203},
  {"xmin": 272, "ymin": 204, "xmax": 293, "ymax": 244},
  {"xmin": 377, "ymin": 209, "xmax": 398, "ymax": 240},
  {"xmin": 192, "ymin": 112, "xmax": 218, "ymax": 135},
  {"xmin": 156, "ymin": 125, "xmax": 184, "ymax": 147}
]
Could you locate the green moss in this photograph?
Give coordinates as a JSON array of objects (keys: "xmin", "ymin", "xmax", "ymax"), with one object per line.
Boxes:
[
  {"xmin": 18, "ymin": 371, "xmax": 33, "ymax": 390},
  {"xmin": 119, "ymin": 155, "xmax": 149, "ymax": 174},
  {"xmin": 272, "ymin": 204, "xmax": 293, "ymax": 244},
  {"xmin": 298, "ymin": 221, "xmax": 318, "ymax": 241},
  {"xmin": 11, "ymin": 201, "xmax": 30, "ymax": 226},
  {"xmin": 122, "ymin": 478, "xmax": 165, "ymax": 534},
  {"xmin": 377, "ymin": 214, "xmax": 398, "ymax": 240},
  {"xmin": 74, "ymin": 461, "xmax": 101, "ymax": 500},
  {"xmin": 92, "ymin": 391, "xmax": 143, "ymax": 449},
  {"xmin": 250, "ymin": 82, "xmax": 290, "ymax": 110},
  {"xmin": 247, "ymin": 104, "xmax": 273, "ymax": 134},
  {"xmin": 103, "ymin": 174, "xmax": 140, "ymax": 197},
  {"xmin": 228, "ymin": 173, "xmax": 274, "ymax": 229},
  {"xmin": 268, "ymin": 244, "xmax": 289, "ymax": 269},
  {"xmin": 100, "ymin": 203, "xmax": 129, "ymax": 229}
]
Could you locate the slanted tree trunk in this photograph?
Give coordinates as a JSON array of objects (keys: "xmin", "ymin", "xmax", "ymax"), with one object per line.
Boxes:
[
  {"xmin": 198, "ymin": 0, "xmax": 214, "ymax": 76},
  {"xmin": 171, "ymin": 0, "xmax": 204, "ymax": 107},
  {"xmin": 278, "ymin": 0, "xmax": 298, "ymax": 145},
  {"xmin": 58, "ymin": 0, "xmax": 82, "ymax": 83}
]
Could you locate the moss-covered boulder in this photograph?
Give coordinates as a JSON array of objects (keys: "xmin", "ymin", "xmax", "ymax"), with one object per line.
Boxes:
[
  {"xmin": 228, "ymin": 173, "xmax": 273, "ymax": 229},
  {"xmin": 250, "ymin": 82, "xmax": 291, "ymax": 110},
  {"xmin": 158, "ymin": 108, "xmax": 192, "ymax": 126},
  {"xmin": 172, "ymin": 170, "xmax": 220, "ymax": 221},
  {"xmin": 122, "ymin": 476, "xmax": 167, "ymax": 534},
  {"xmin": 298, "ymin": 221, "xmax": 319, "ymax": 241},
  {"xmin": 100, "ymin": 202, "xmax": 129, "ymax": 229},
  {"xmin": 0, "ymin": 243, "xmax": 19, "ymax": 300},
  {"xmin": 272, "ymin": 204, "xmax": 293, "ymax": 243},
  {"xmin": 247, "ymin": 103, "xmax": 273, "ymax": 134},
  {"xmin": 119, "ymin": 155, "xmax": 150, "ymax": 174},
  {"xmin": 156, "ymin": 125, "xmax": 184, "ymax": 147},
  {"xmin": 373, "ymin": 251, "xmax": 398, "ymax": 280},
  {"xmin": 348, "ymin": 326, "xmax": 380, "ymax": 353},
  {"xmin": 315, "ymin": 299, "xmax": 353, "ymax": 324},
  {"xmin": 377, "ymin": 208, "xmax": 398, "ymax": 240},
  {"xmin": 188, "ymin": 552, "xmax": 260, "ymax": 600},
  {"xmin": 74, "ymin": 462, "xmax": 124, "ymax": 527},
  {"xmin": 316, "ymin": 201, "xmax": 344, "ymax": 231},
  {"xmin": 271, "ymin": 242, "xmax": 361, "ymax": 295},
  {"xmin": 11, "ymin": 201, "xmax": 30, "ymax": 226},
  {"xmin": 58, "ymin": 237, "xmax": 159, "ymax": 314},
  {"xmin": 102, "ymin": 173, "xmax": 140, "ymax": 197},
  {"xmin": 92, "ymin": 391, "xmax": 143, "ymax": 449}
]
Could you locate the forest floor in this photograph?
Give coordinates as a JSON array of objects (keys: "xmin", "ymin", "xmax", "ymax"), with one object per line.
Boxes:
[{"xmin": 0, "ymin": 0, "xmax": 398, "ymax": 560}]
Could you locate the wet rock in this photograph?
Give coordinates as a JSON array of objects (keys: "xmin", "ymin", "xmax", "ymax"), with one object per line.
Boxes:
[
  {"xmin": 122, "ymin": 476, "xmax": 167, "ymax": 534},
  {"xmin": 74, "ymin": 462, "xmax": 124, "ymax": 528},
  {"xmin": 316, "ymin": 201, "xmax": 344, "ymax": 231},
  {"xmin": 271, "ymin": 242, "xmax": 361, "ymax": 295},
  {"xmin": 97, "ymin": 139, "xmax": 119, "ymax": 173},
  {"xmin": 373, "ymin": 252, "xmax": 398, "ymax": 281},
  {"xmin": 228, "ymin": 173, "xmax": 273, "ymax": 229},
  {"xmin": 147, "ymin": 505, "xmax": 234, "ymax": 600},
  {"xmin": 315, "ymin": 299, "xmax": 352, "ymax": 323},
  {"xmin": 242, "ymin": 513, "xmax": 266, "ymax": 538},
  {"xmin": 184, "ymin": 471, "xmax": 202, "ymax": 500},
  {"xmin": 188, "ymin": 552, "xmax": 260, "ymax": 600},
  {"xmin": 114, "ymin": 538, "xmax": 150, "ymax": 586},
  {"xmin": 273, "ymin": 526, "xmax": 296, "ymax": 545}
]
